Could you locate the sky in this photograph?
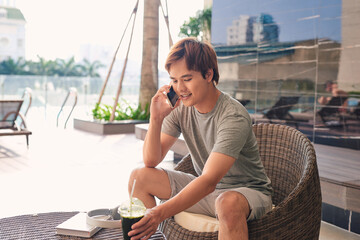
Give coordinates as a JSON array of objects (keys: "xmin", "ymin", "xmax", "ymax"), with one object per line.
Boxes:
[
  {"xmin": 14, "ymin": 0, "xmax": 204, "ymax": 67},
  {"xmin": 211, "ymin": 0, "xmax": 341, "ymax": 45}
]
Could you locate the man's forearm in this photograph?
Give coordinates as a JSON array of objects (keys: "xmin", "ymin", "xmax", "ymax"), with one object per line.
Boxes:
[
  {"xmin": 143, "ymin": 117, "xmax": 163, "ymax": 167},
  {"xmin": 154, "ymin": 151, "xmax": 234, "ymax": 221},
  {"xmin": 155, "ymin": 175, "xmax": 217, "ymax": 221}
]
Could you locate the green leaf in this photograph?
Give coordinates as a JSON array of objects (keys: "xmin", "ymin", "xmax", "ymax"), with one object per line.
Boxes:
[{"xmin": 92, "ymin": 100, "xmax": 150, "ymax": 121}]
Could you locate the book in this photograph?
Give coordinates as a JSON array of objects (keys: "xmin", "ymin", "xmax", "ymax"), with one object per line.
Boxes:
[{"xmin": 56, "ymin": 212, "xmax": 110, "ymax": 238}]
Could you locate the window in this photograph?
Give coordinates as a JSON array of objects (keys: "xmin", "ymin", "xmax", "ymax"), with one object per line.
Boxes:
[
  {"xmin": 0, "ymin": 37, "xmax": 9, "ymax": 47},
  {"xmin": 0, "ymin": 8, "xmax": 7, "ymax": 19},
  {"xmin": 17, "ymin": 39, "xmax": 24, "ymax": 48}
]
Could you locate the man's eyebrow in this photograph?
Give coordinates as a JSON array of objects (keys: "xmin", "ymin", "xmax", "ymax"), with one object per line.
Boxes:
[{"xmin": 170, "ymin": 74, "xmax": 193, "ymax": 79}]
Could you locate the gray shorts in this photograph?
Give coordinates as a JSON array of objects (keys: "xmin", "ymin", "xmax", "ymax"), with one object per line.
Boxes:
[{"xmin": 161, "ymin": 168, "xmax": 272, "ymax": 221}]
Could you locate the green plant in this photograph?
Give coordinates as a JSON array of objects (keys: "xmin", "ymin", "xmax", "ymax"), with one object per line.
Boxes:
[
  {"xmin": 92, "ymin": 100, "xmax": 150, "ymax": 121},
  {"xmin": 348, "ymin": 91, "xmax": 360, "ymax": 98},
  {"xmin": 179, "ymin": 8, "xmax": 211, "ymax": 40}
]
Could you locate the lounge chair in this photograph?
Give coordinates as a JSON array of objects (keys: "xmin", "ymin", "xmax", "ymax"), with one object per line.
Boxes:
[
  {"xmin": 262, "ymin": 96, "xmax": 300, "ymax": 128},
  {"xmin": 0, "ymin": 100, "xmax": 32, "ymax": 147},
  {"xmin": 338, "ymin": 100, "xmax": 360, "ymax": 127},
  {"xmin": 353, "ymin": 101, "xmax": 360, "ymax": 120}
]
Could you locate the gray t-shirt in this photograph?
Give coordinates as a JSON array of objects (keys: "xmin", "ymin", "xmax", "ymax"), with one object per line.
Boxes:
[{"xmin": 162, "ymin": 92, "xmax": 272, "ymax": 196}]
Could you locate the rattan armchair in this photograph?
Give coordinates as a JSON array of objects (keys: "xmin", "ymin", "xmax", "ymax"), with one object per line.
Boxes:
[{"xmin": 159, "ymin": 123, "xmax": 322, "ymax": 239}]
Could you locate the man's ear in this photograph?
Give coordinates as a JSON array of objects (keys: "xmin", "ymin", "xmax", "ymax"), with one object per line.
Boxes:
[{"xmin": 205, "ymin": 69, "xmax": 213, "ymax": 83}]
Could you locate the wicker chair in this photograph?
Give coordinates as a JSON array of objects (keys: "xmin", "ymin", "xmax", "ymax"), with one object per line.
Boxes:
[{"xmin": 159, "ymin": 123, "xmax": 322, "ymax": 240}]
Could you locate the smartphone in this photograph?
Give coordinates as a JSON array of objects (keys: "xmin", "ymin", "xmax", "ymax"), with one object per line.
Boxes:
[{"xmin": 167, "ymin": 86, "xmax": 179, "ymax": 108}]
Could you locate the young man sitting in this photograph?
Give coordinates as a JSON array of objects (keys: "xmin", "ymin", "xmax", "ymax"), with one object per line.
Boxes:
[{"xmin": 127, "ymin": 37, "xmax": 273, "ymax": 240}]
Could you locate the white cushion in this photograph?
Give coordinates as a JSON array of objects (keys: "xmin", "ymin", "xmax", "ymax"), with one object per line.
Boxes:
[
  {"xmin": 174, "ymin": 211, "xmax": 219, "ymax": 232},
  {"xmin": 174, "ymin": 205, "xmax": 276, "ymax": 232}
]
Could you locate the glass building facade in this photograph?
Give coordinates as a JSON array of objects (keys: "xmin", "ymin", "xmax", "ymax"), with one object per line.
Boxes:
[
  {"xmin": 211, "ymin": 0, "xmax": 360, "ymax": 234},
  {"xmin": 212, "ymin": 0, "xmax": 360, "ymax": 150}
]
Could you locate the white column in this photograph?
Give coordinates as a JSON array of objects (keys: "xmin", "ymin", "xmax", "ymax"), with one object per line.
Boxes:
[{"xmin": 337, "ymin": 0, "xmax": 360, "ymax": 91}]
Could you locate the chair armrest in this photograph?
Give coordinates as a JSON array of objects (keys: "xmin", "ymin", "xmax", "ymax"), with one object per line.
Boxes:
[{"xmin": 3, "ymin": 111, "xmax": 28, "ymax": 130}]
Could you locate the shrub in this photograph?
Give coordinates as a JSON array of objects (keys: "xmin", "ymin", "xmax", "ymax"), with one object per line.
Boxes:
[{"xmin": 92, "ymin": 100, "xmax": 150, "ymax": 121}]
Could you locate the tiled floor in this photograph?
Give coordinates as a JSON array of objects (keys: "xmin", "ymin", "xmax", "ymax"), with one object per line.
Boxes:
[
  {"xmin": 0, "ymin": 115, "xmax": 175, "ymax": 219},
  {"xmin": 0, "ymin": 114, "xmax": 359, "ymax": 239},
  {"xmin": 320, "ymin": 222, "xmax": 360, "ymax": 240}
]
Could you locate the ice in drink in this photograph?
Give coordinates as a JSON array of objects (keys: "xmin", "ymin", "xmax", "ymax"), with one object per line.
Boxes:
[{"xmin": 118, "ymin": 198, "xmax": 146, "ymax": 240}]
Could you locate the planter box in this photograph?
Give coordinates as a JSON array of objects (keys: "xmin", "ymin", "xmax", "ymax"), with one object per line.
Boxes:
[{"xmin": 73, "ymin": 118, "xmax": 149, "ymax": 135}]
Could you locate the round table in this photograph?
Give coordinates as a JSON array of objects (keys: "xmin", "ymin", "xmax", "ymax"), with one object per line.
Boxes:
[{"xmin": 0, "ymin": 212, "xmax": 166, "ymax": 239}]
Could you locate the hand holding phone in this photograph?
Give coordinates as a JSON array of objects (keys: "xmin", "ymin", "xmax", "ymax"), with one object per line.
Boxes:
[{"xmin": 166, "ymin": 86, "xmax": 179, "ymax": 108}]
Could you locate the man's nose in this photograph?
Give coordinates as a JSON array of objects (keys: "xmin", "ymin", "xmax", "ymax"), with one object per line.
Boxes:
[{"xmin": 177, "ymin": 81, "xmax": 186, "ymax": 92}]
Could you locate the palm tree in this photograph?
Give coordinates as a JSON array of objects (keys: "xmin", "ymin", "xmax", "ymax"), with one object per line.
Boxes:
[
  {"xmin": 35, "ymin": 56, "xmax": 57, "ymax": 76},
  {"xmin": 0, "ymin": 56, "xmax": 106, "ymax": 77},
  {"xmin": 0, "ymin": 57, "xmax": 27, "ymax": 75},
  {"xmin": 139, "ymin": 0, "xmax": 160, "ymax": 110},
  {"xmin": 79, "ymin": 58, "xmax": 104, "ymax": 77},
  {"xmin": 55, "ymin": 57, "xmax": 82, "ymax": 76}
]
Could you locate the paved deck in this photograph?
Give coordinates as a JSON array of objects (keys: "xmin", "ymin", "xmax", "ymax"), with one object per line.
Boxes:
[{"xmin": 0, "ymin": 119, "xmax": 175, "ymax": 219}]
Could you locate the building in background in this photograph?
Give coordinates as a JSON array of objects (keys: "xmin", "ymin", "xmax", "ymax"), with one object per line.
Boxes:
[
  {"xmin": 0, "ymin": 1, "xmax": 25, "ymax": 61},
  {"xmin": 227, "ymin": 13, "xmax": 279, "ymax": 45},
  {"xmin": 227, "ymin": 15, "xmax": 253, "ymax": 45}
]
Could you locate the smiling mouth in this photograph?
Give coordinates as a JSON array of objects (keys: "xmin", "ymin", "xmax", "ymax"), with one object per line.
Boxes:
[{"xmin": 180, "ymin": 93, "xmax": 192, "ymax": 99}]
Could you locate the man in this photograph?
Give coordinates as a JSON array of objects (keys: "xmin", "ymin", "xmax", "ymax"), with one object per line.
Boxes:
[
  {"xmin": 318, "ymin": 81, "xmax": 348, "ymax": 105},
  {"xmin": 128, "ymin": 38, "xmax": 273, "ymax": 240},
  {"xmin": 318, "ymin": 81, "xmax": 348, "ymax": 113}
]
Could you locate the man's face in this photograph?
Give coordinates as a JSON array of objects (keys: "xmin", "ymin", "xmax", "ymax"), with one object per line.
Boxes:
[
  {"xmin": 325, "ymin": 83, "xmax": 336, "ymax": 92},
  {"xmin": 169, "ymin": 58, "xmax": 211, "ymax": 108}
]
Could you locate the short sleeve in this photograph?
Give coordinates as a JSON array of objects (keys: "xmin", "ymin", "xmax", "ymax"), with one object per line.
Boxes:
[
  {"xmin": 212, "ymin": 115, "xmax": 251, "ymax": 159},
  {"xmin": 162, "ymin": 108, "xmax": 182, "ymax": 138}
]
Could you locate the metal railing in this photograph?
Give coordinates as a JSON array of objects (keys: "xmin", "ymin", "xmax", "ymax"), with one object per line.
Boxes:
[{"xmin": 57, "ymin": 87, "xmax": 78, "ymax": 129}]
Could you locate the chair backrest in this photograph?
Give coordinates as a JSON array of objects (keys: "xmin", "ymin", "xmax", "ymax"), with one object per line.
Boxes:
[
  {"xmin": 252, "ymin": 123, "xmax": 316, "ymax": 205},
  {"xmin": 265, "ymin": 96, "xmax": 299, "ymax": 120},
  {"xmin": 0, "ymin": 100, "xmax": 24, "ymax": 129}
]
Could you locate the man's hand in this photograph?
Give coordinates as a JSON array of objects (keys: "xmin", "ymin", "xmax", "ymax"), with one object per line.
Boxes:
[
  {"xmin": 150, "ymin": 85, "xmax": 180, "ymax": 122},
  {"xmin": 128, "ymin": 207, "xmax": 163, "ymax": 240}
]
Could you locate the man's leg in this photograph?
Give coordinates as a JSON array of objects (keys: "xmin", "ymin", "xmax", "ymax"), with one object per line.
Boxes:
[
  {"xmin": 129, "ymin": 167, "xmax": 172, "ymax": 208},
  {"xmin": 215, "ymin": 191, "xmax": 250, "ymax": 240}
]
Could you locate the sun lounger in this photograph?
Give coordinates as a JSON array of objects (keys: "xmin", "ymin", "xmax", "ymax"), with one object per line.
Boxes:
[
  {"xmin": 0, "ymin": 100, "xmax": 32, "ymax": 147},
  {"xmin": 262, "ymin": 96, "xmax": 301, "ymax": 128}
]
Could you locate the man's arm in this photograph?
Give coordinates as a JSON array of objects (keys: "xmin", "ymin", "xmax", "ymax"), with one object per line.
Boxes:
[
  {"xmin": 143, "ymin": 121, "xmax": 177, "ymax": 167},
  {"xmin": 142, "ymin": 85, "xmax": 180, "ymax": 168}
]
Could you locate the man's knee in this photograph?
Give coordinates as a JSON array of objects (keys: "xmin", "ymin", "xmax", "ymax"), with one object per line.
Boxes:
[
  {"xmin": 129, "ymin": 167, "xmax": 153, "ymax": 191},
  {"xmin": 128, "ymin": 167, "xmax": 170, "ymax": 195},
  {"xmin": 215, "ymin": 191, "xmax": 250, "ymax": 221},
  {"xmin": 130, "ymin": 167, "xmax": 148, "ymax": 182}
]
